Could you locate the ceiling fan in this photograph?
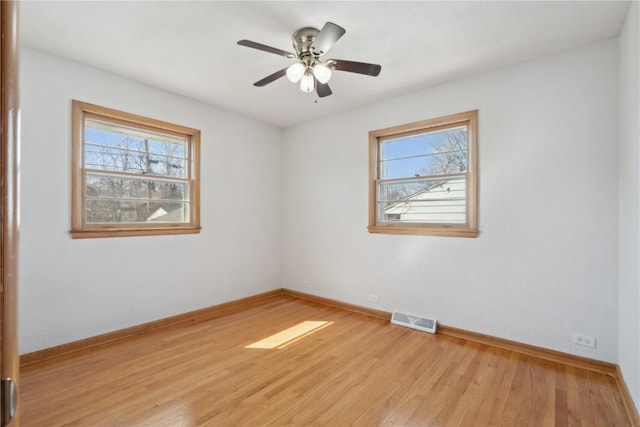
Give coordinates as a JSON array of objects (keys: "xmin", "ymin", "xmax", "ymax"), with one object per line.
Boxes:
[{"xmin": 237, "ymin": 22, "xmax": 382, "ymax": 98}]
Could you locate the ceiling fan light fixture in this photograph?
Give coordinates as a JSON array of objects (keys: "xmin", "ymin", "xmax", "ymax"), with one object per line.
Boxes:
[
  {"xmin": 299, "ymin": 70, "xmax": 315, "ymax": 93},
  {"xmin": 286, "ymin": 62, "xmax": 305, "ymax": 83},
  {"xmin": 312, "ymin": 63, "xmax": 332, "ymax": 84}
]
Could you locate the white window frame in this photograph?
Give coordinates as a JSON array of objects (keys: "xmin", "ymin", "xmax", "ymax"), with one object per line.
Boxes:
[
  {"xmin": 368, "ymin": 110, "xmax": 478, "ymax": 237},
  {"xmin": 71, "ymin": 100, "xmax": 201, "ymax": 238}
]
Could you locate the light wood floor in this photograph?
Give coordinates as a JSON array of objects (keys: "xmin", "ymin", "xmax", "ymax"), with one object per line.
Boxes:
[{"xmin": 21, "ymin": 295, "xmax": 631, "ymax": 426}]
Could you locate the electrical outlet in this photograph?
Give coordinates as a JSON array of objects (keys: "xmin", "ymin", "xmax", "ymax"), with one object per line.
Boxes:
[
  {"xmin": 573, "ymin": 333, "xmax": 596, "ymax": 348},
  {"xmin": 369, "ymin": 294, "xmax": 380, "ymax": 303}
]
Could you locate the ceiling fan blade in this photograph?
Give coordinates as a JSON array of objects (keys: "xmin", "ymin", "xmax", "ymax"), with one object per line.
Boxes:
[
  {"xmin": 237, "ymin": 40, "xmax": 296, "ymax": 59},
  {"xmin": 329, "ymin": 59, "xmax": 381, "ymax": 77},
  {"xmin": 310, "ymin": 22, "xmax": 346, "ymax": 56},
  {"xmin": 316, "ymin": 82, "xmax": 332, "ymax": 98},
  {"xmin": 253, "ymin": 68, "xmax": 288, "ymax": 87}
]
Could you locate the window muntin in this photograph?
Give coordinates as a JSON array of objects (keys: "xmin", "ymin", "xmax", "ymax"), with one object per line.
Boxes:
[
  {"xmin": 72, "ymin": 100, "xmax": 201, "ymax": 238},
  {"xmin": 369, "ymin": 111, "xmax": 477, "ymax": 237}
]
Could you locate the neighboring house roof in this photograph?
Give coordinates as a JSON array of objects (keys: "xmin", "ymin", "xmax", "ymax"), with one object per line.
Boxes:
[
  {"xmin": 384, "ymin": 178, "xmax": 466, "ymax": 223},
  {"xmin": 147, "ymin": 207, "xmax": 186, "ymax": 222}
]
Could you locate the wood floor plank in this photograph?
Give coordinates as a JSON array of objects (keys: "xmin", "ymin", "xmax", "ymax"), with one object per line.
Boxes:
[{"xmin": 21, "ymin": 296, "xmax": 632, "ymax": 426}]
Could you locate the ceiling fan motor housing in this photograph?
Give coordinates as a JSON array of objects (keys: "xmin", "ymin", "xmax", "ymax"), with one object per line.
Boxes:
[{"xmin": 292, "ymin": 27, "xmax": 320, "ymax": 60}]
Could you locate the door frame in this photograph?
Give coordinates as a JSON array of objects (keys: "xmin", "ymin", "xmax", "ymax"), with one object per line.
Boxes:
[{"xmin": 1, "ymin": 1, "xmax": 20, "ymax": 426}]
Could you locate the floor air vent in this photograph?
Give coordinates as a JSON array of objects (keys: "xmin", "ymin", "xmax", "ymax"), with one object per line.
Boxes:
[{"xmin": 391, "ymin": 311, "xmax": 437, "ymax": 334}]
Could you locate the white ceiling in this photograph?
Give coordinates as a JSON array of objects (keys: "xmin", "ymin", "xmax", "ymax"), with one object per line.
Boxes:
[{"xmin": 20, "ymin": 1, "xmax": 630, "ymax": 128}]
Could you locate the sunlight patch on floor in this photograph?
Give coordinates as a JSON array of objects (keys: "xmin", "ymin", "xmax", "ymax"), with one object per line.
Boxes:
[
  {"xmin": 134, "ymin": 401, "xmax": 195, "ymax": 427},
  {"xmin": 246, "ymin": 321, "xmax": 332, "ymax": 349}
]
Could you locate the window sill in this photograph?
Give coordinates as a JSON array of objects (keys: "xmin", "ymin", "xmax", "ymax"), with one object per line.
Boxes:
[
  {"xmin": 367, "ymin": 224, "xmax": 478, "ymax": 238},
  {"xmin": 70, "ymin": 227, "xmax": 202, "ymax": 239}
]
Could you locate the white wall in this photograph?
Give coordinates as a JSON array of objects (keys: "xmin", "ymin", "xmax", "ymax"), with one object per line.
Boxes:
[
  {"xmin": 619, "ymin": 1, "xmax": 640, "ymax": 410},
  {"xmin": 282, "ymin": 39, "xmax": 620, "ymax": 362},
  {"xmin": 19, "ymin": 48, "xmax": 282, "ymax": 354}
]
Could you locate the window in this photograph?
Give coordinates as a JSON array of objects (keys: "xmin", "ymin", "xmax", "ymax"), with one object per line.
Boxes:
[
  {"xmin": 368, "ymin": 110, "xmax": 478, "ymax": 237},
  {"xmin": 71, "ymin": 100, "xmax": 201, "ymax": 238}
]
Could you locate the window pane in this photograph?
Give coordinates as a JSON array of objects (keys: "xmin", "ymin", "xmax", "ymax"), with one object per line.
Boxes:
[
  {"xmin": 380, "ymin": 126, "xmax": 468, "ymax": 179},
  {"xmin": 86, "ymin": 199, "xmax": 189, "ymax": 224},
  {"xmin": 84, "ymin": 119, "xmax": 187, "ymax": 178},
  {"xmin": 378, "ymin": 177, "xmax": 466, "ymax": 224},
  {"xmin": 86, "ymin": 174, "xmax": 188, "ymax": 201}
]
